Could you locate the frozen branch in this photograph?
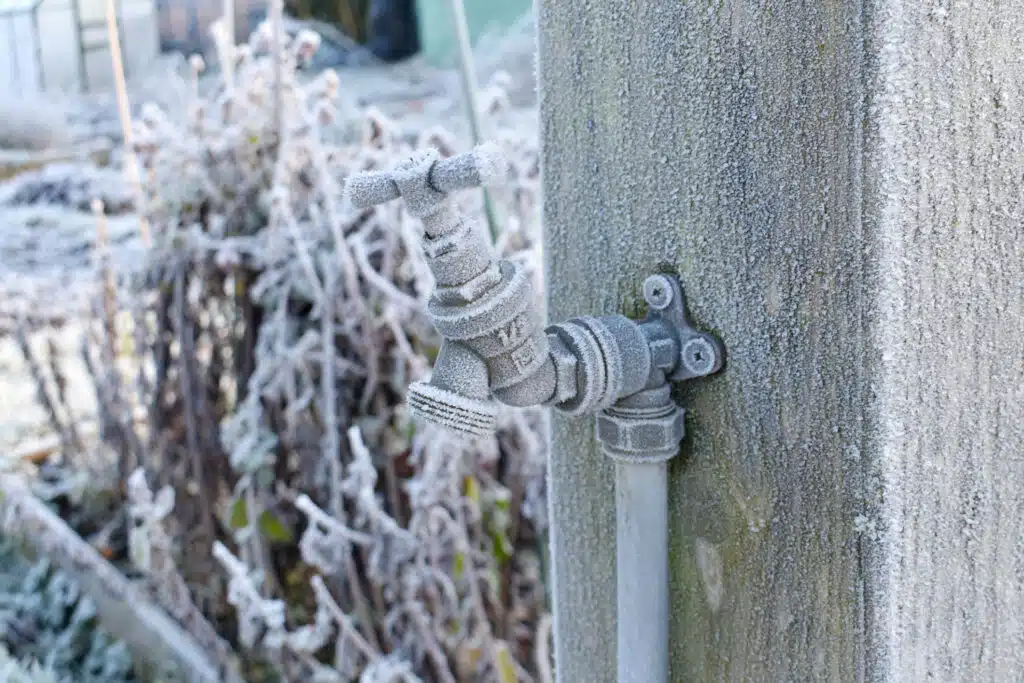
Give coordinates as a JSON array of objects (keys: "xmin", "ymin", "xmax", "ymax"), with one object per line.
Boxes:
[{"xmin": 0, "ymin": 474, "xmax": 225, "ymax": 683}]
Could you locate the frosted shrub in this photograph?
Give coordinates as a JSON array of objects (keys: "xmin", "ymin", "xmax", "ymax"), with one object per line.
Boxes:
[{"xmin": 71, "ymin": 15, "xmax": 553, "ymax": 683}]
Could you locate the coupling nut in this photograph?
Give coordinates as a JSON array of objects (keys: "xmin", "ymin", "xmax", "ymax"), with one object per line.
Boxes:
[{"xmin": 595, "ymin": 384, "xmax": 686, "ymax": 464}]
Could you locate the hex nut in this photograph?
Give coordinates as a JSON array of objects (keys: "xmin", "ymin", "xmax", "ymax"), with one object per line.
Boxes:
[
  {"xmin": 547, "ymin": 318, "xmax": 608, "ymax": 416},
  {"xmin": 595, "ymin": 405, "xmax": 686, "ymax": 463}
]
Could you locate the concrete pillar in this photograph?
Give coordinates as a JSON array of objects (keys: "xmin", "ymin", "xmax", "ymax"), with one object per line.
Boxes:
[{"xmin": 535, "ymin": 0, "xmax": 1024, "ymax": 680}]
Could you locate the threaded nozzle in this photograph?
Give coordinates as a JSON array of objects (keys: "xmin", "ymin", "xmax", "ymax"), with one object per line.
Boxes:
[{"xmin": 406, "ymin": 381, "xmax": 498, "ymax": 438}]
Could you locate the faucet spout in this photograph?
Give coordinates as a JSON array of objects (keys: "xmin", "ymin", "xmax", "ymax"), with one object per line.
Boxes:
[{"xmin": 406, "ymin": 340, "xmax": 498, "ymax": 437}]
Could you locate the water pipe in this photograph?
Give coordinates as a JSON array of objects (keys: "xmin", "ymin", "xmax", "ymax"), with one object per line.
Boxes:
[{"xmin": 345, "ymin": 143, "xmax": 726, "ymax": 683}]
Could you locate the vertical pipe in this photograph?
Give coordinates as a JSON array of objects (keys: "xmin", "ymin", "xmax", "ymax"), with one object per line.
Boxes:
[
  {"xmin": 69, "ymin": 0, "xmax": 87, "ymax": 91},
  {"xmin": 449, "ymin": 0, "xmax": 481, "ymax": 145},
  {"xmin": 269, "ymin": 0, "xmax": 282, "ymax": 139},
  {"xmin": 222, "ymin": 0, "xmax": 235, "ymax": 84},
  {"xmin": 616, "ymin": 462, "xmax": 669, "ymax": 683}
]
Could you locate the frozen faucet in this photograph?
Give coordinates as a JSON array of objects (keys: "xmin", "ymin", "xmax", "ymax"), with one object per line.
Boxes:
[
  {"xmin": 345, "ymin": 143, "xmax": 724, "ymax": 450},
  {"xmin": 346, "ymin": 143, "xmax": 727, "ymax": 683}
]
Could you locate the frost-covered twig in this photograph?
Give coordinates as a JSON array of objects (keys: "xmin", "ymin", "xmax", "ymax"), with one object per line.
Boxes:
[
  {"xmin": 103, "ymin": 0, "xmax": 150, "ymax": 245},
  {"xmin": 172, "ymin": 266, "xmax": 216, "ymax": 543},
  {"xmin": 0, "ymin": 474, "xmax": 223, "ymax": 682},
  {"xmin": 45, "ymin": 335, "xmax": 85, "ymax": 455},
  {"xmin": 14, "ymin": 321, "xmax": 76, "ymax": 457},
  {"xmin": 126, "ymin": 469, "xmax": 246, "ymax": 682}
]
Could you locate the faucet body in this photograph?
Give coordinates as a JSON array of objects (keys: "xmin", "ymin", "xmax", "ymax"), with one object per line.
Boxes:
[{"xmin": 345, "ymin": 145, "xmax": 724, "ymax": 459}]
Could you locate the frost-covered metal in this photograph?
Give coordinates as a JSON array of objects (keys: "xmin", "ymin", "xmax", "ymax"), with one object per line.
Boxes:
[
  {"xmin": 347, "ymin": 146, "xmax": 727, "ymax": 683},
  {"xmin": 345, "ymin": 147, "xmax": 725, "ymax": 449}
]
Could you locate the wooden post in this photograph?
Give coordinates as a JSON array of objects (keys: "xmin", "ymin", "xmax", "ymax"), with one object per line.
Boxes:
[{"xmin": 535, "ymin": 0, "xmax": 1024, "ymax": 680}]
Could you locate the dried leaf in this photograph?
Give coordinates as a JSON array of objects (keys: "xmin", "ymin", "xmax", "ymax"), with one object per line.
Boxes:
[
  {"xmin": 494, "ymin": 643, "xmax": 517, "ymax": 683},
  {"xmin": 259, "ymin": 510, "xmax": 295, "ymax": 543},
  {"xmin": 229, "ymin": 497, "xmax": 248, "ymax": 529}
]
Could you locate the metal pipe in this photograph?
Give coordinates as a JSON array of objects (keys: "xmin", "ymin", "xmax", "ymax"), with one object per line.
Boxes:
[{"xmin": 616, "ymin": 461, "xmax": 670, "ymax": 683}]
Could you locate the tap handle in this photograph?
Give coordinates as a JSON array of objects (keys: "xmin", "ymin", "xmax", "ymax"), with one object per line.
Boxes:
[{"xmin": 345, "ymin": 142, "xmax": 508, "ymax": 210}]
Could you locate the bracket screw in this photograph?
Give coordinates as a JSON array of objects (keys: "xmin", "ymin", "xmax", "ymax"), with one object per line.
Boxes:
[
  {"xmin": 643, "ymin": 275, "xmax": 674, "ymax": 310},
  {"xmin": 681, "ymin": 337, "xmax": 717, "ymax": 376}
]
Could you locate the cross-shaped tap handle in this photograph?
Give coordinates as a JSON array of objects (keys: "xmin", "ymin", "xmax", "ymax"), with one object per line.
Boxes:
[{"xmin": 344, "ymin": 142, "xmax": 507, "ymax": 216}]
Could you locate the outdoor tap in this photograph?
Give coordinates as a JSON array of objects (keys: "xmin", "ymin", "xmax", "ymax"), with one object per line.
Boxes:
[
  {"xmin": 345, "ymin": 143, "xmax": 555, "ymax": 436},
  {"xmin": 344, "ymin": 146, "xmax": 725, "ymax": 447}
]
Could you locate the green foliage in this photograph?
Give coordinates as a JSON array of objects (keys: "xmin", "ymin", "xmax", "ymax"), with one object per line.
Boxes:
[
  {"xmin": 258, "ymin": 510, "xmax": 295, "ymax": 544},
  {"xmin": 0, "ymin": 539, "xmax": 137, "ymax": 683},
  {"xmin": 286, "ymin": 0, "xmax": 372, "ymax": 42},
  {"xmin": 228, "ymin": 498, "xmax": 296, "ymax": 544}
]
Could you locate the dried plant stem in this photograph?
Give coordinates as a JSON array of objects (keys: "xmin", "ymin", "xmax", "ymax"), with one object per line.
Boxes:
[
  {"xmin": 449, "ymin": 0, "xmax": 500, "ymax": 242},
  {"xmin": 81, "ymin": 318, "xmax": 145, "ymax": 482},
  {"xmin": 335, "ymin": 471, "xmax": 386, "ymax": 655},
  {"xmin": 317, "ymin": 261, "xmax": 384, "ymax": 650},
  {"xmin": 127, "ymin": 470, "xmax": 245, "ymax": 682},
  {"xmin": 148, "ymin": 284, "xmax": 172, "ymax": 458},
  {"xmin": 319, "ymin": 265, "xmax": 343, "ymax": 518},
  {"xmin": 172, "ymin": 268, "xmax": 216, "ymax": 545},
  {"xmin": 310, "ymin": 575, "xmax": 379, "ymax": 662},
  {"xmin": 91, "ymin": 202, "xmax": 120, "ymax": 360},
  {"xmin": 46, "ymin": 335, "xmax": 85, "ymax": 454},
  {"xmin": 91, "ymin": 201, "xmax": 147, "ymax": 478},
  {"xmin": 306, "ymin": 143, "xmax": 379, "ymax": 412},
  {"xmin": 14, "ymin": 322, "xmax": 75, "ymax": 457},
  {"xmin": 128, "ymin": 296, "xmax": 154, "ymax": 463},
  {"xmin": 103, "ymin": 0, "xmax": 150, "ymax": 246}
]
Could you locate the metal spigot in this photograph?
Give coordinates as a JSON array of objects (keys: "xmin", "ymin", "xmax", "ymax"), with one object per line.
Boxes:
[
  {"xmin": 344, "ymin": 145, "xmax": 725, "ymax": 451},
  {"xmin": 346, "ymin": 143, "xmax": 552, "ymax": 437}
]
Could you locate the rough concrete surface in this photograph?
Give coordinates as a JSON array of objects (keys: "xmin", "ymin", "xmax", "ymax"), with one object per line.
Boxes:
[
  {"xmin": 536, "ymin": 0, "xmax": 1023, "ymax": 681},
  {"xmin": 870, "ymin": 0, "xmax": 1024, "ymax": 679}
]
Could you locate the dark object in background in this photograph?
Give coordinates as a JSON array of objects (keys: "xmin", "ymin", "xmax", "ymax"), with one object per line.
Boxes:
[
  {"xmin": 285, "ymin": 0, "xmax": 419, "ymax": 65},
  {"xmin": 157, "ymin": 0, "xmax": 420, "ymax": 67},
  {"xmin": 365, "ymin": 0, "xmax": 419, "ymax": 62}
]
